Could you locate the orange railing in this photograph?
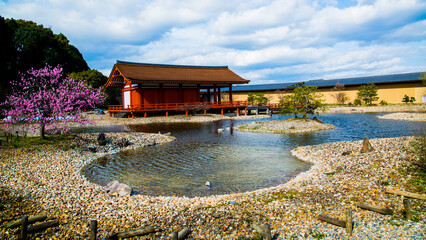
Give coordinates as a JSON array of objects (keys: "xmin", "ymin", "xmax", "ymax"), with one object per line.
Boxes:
[
  {"xmin": 268, "ymin": 103, "xmax": 283, "ymax": 109},
  {"xmin": 108, "ymin": 101, "xmax": 247, "ymax": 112}
]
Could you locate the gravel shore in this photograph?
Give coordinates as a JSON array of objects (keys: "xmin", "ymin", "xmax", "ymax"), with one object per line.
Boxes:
[
  {"xmin": 378, "ymin": 112, "xmax": 426, "ymax": 121},
  {"xmin": 324, "ymin": 104, "xmax": 426, "ymax": 114},
  {"xmin": 237, "ymin": 118, "xmax": 335, "ymax": 133},
  {"xmin": 1, "ymin": 136, "xmax": 425, "ymax": 239}
]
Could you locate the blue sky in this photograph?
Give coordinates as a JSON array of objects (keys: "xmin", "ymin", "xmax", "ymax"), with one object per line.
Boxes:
[{"xmin": 1, "ymin": 0, "xmax": 425, "ymax": 84}]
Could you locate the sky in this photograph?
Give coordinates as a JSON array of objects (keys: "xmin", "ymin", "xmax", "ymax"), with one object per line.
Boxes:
[{"xmin": 1, "ymin": 0, "xmax": 425, "ymax": 84}]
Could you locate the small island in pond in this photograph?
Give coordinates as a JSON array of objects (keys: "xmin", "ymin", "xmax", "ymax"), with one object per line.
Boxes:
[{"xmin": 237, "ymin": 117, "xmax": 335, "ymax": 134}]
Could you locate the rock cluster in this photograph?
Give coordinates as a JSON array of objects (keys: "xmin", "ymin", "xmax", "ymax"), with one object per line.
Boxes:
[{"xmin": 74, "ymin": 132, "xmax": 169, "ymax": 153}]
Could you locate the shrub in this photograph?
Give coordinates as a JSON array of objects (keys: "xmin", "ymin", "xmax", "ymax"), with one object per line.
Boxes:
[
  {"xmin": 353, "ymin": 98, "xmax": 362, "ymax": 106},
  {"xmin": 380, "ymin": 100, "xmax": 388, "ymax": 105},
  {"xmin": 331, "ymin": 82, "xmax": 349, "ymax": 104},
  {"xmin": 402, "ymin": 95, "xmax": 417, "ymax": 104}
]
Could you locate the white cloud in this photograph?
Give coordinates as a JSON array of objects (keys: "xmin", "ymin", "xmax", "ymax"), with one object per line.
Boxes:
[{"xmin": 1, "ymin": 0, "xmax": 425, "ymax": 83}]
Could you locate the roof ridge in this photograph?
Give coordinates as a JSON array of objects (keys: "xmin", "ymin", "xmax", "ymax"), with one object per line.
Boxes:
[
  {"xmin": 116, "ymin": 60, "xmax": 229, "ymax": 69},
  {"xmin": 233, "ymin": 72, "xmax": 423, "ymax": 87},
  {"xmin": 328, "ymin": 72, "xmax": 424, "ymax": 82}
]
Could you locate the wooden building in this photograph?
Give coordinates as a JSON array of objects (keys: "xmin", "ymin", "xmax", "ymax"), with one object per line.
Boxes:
[{"xmin": 106, "ymin": 61, "xmax": 250, "ymax": 117}]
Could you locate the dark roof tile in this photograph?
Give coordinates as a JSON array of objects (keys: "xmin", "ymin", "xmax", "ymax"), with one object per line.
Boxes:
[{"xmin": 230, "ymin": 72, "xmax": 424, "ymax": 91}]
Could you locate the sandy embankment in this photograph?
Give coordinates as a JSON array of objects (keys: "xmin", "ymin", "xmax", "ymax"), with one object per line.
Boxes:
[
  {"xmin": 1, "ymin": 135, "xmax": 425, "ymax": 239},
  {"xmin": 378, "ymin": 112, "xmax": 426, "ymax": 121},
  {"xmin": 237, "ymin": 118, "xmax": 334, "ymax": 134},
  {"xmin": 324, "ymin": 104, "xmax": 425, "ymax": 114}
]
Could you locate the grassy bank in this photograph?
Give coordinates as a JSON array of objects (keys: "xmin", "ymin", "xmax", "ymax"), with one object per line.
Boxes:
[{"xmin": 0, "ymin": 134, "xmax": 75, "ymax": 149}]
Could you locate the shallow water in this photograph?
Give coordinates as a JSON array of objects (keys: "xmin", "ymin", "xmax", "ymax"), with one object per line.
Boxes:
[{"xmin": 81, "ymin": 113, "xmax": 425, "ymax": 197}]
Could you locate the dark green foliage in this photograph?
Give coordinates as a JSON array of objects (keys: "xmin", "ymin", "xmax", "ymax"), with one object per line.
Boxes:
[
  {"xmin": 402, "ymin": 95, "xmax": 410, "ymax": 103},
  {"xmin": 402, "ymin": 95, "xmax": 416, "ymax": 103},
  {"xmin": 0, "ymin": 16, "xmax": 88, "ymax": 103},
  {"xmin": 69, "ymin": 69, "xmax": 107, "ymax": 89},
  {"xmin": 69, "ymin": 69, "xmax": 120, "ymax": 107},
  {"xmin": 247, "ymin": 93, "xmax": 269, "ymax": 106},
  {"xmin": 279, "ymin": 83, "xmax": 326, "ymax": 119},
  {"xmin": 353, "ymin": 98, "xmax": 362, "ymax": 106},
  {"xmin": 357, "ymin": 83, "xmax": 379, "ymax": 105},
  {"xmin": 247, "ymin": 92, "xmax": 255, "ymax": 105},
  {"xmin": 380, "ymin": 100, "xmax": 388, "ymax": 105}
]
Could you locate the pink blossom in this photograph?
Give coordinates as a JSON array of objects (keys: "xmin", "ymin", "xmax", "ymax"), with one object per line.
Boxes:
[{"xmin": 1, "ymin": 65, "xmax": 106, "ymax": 137}]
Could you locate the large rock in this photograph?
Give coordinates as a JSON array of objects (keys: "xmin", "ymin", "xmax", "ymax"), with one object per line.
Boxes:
[
  {"xmin": 117, "ymin": 138, "xmax": 130, "ymax": 148},
  {"xmin": 97, "ymin": 133, "xmax": 106, "ymax": 146},
  {"xmin": 105, "ymin": 180, "xmax": 132, "ymax": 196},
  {"xmin": 360, "ymin": 136, "xmax": 374, "ymax": 153}
]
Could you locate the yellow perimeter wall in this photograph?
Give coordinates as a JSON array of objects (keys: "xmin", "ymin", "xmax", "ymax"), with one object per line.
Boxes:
[{"xmin": 224, "ymin": 82, "xmax": 426, "ymax": 104}]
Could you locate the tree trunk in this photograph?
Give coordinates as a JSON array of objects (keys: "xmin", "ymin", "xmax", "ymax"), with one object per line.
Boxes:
[{"xmin": 40, "ymin": 124, "xmax": 45, "ymax": 139}]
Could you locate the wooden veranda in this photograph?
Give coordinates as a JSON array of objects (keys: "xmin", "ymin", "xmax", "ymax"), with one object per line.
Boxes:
[{"xmin": 108, "ymin": 101, "xmax": 248, "ymax": 118}]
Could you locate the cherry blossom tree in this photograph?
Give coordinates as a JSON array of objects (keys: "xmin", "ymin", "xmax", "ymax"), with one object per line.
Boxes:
[{"xmin": 1, "ymin": 65, "xmax": 105, "ymax": 139}]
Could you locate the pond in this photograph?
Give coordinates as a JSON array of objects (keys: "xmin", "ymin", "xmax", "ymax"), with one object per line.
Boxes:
[{"xmin": 81, "ymin": 113, "xmax": 425, "ymax": 197}]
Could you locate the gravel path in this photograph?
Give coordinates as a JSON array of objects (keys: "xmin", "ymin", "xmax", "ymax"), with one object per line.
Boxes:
[{"xmin": 1, "ymin": 136, "xmax": 425, "ymax": 239}]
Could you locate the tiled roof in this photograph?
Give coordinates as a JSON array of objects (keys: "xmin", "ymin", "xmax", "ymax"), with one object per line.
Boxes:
[
  {"xmin": 229, "ymin": 72, "xmax": 424, "ymax": 92},
  {"xmin": 106, "ymin": 61, "xmax": 249, "ymax": 87}
]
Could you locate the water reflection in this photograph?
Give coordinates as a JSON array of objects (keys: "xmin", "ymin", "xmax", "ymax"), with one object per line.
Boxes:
[{"xmin": 81, "ymin": 113, "xmax": 425, "ymax": 197}]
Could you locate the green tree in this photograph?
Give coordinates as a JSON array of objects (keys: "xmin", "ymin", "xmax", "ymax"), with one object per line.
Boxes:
[
  {"xmin": 0, "ymin": 17, "xmax": 15, "ymax": 109},
  {"xmin": 254, "ymin": 93, "xmax": 268, "ymax": 106},
  {"xmin": 402, "ymin": 95, "xmax": 410, "ymax": 103},
  {"xmin": 247, "ymin": 92, "xmax": 255, "ymax": 105},
  {"xmin": 69, "ymin": 69, "xmax": 121, "ymax": 107},
  {"xmin": 357, "ymin": 83, "xmax": 379, "ymax": 105},
  {"xmin": 69, "ymin": 69, "xmax": 107, "ymax": 89},
  {"xmin": 0, "ymin": 16, "xmax": 88, "ymax": 103},
  {"xmin": 247, "ymin": 93, "xmax": 269, "ymax": 106},
  {"xmin": 280, "ymin": 83, "xmax": 326, "ymax": 119}
]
